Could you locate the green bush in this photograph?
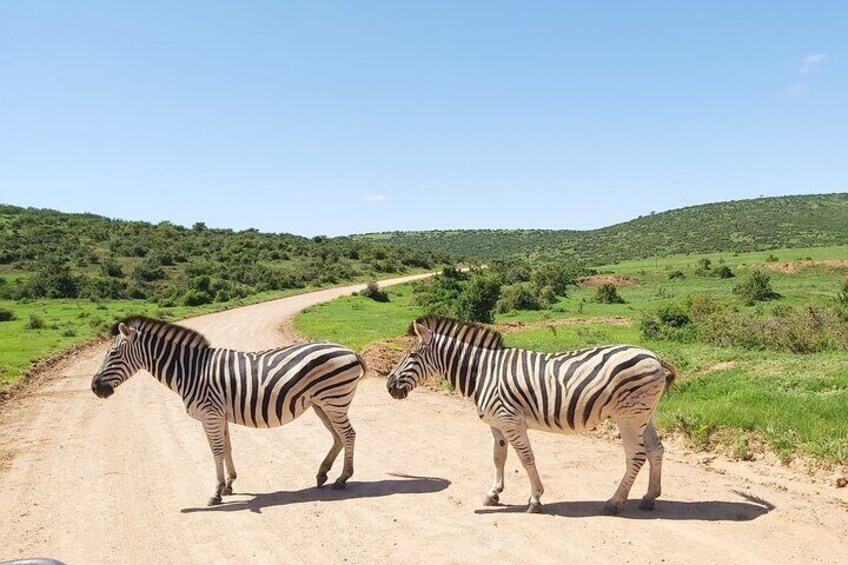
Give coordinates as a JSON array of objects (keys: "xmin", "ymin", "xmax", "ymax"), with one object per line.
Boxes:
[
  {"xmin": 530, "ymin": 263, "xmax": 576, "ymax": 297},
  {"xmin": 360, "ymin": 281, "xmax": 389, "ymax": 302},
  {"xmin": 668, "ymin": 270, "xmax": 685, "ymax": 280},
  {"xmin": 702, "ymin": 305, "xmax": 847, "ymax": 353},
  {"xmin": 595, "ymin": 283, "xmax": 624, "ymax": 304},
  {"xmin": 496, "ymin": 284, "xmax": 542, "ymax": 313},
  {"xmin": 733, "ymin": 271, "xmax": 779, "ymax": 305},
  {"xmin": 25, "ymin": 313, "xmax": 46, "ymax": 330},
  {"xmin": 0, "ymin": 308, "xmax": 15, "ymax": 322},
  {"xmin": 182, "ymin": 289, "xmax": 213, "ymax": 306},
  {"xmin": 712, "ymin": 265, "xmax": 735, "ymax": 279},
  {"xmin": 456, "ymin": 272, "xmax": 501, "ymax": 323},
  {"xmin": 640, "ymin": 304, "xmax": 693, "ymax": 341},
  {"xmin": 414, "ymin": 267, "xmax": 501, "ymax": 323}
]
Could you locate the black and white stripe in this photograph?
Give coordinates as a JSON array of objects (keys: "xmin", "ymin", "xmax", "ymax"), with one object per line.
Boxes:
[
  {"xmin": 91, "ymin": 316, "xmax": 365, "ymax": 505},
  {"xmin": 386, "ymin": 316, "xmax": 676, "ymax": 514}
]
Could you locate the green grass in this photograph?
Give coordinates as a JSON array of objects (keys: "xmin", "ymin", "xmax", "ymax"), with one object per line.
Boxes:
[
  {"xmin": 293, "ymin": 285, "xmax": 422, "ymax": 350},
  {"xmin": 294, "ymin": 246, "xmax": 848, "ymax": 465},
  {"xmin": 0, "ymin": 284, "xmax": 359, "ymax": 391}
]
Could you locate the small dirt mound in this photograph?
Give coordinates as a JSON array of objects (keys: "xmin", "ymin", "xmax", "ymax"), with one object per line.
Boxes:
[
  {"xmin": 578, "ymin": 275, "xmax": 637, "ymax": 287},
  {"xmin": 361, "ymin": 336, "xmax": 413, "ymax": 377}
]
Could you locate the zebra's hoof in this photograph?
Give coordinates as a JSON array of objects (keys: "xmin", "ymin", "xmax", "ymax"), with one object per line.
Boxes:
[
  {"xmin": 526, "ymin": 501, "xmax": 543, "ymax": 514},
  {"xmin": 332, "ymin": 479, "xmax": 347, "ymax": 490},
  {"xmin": 483, "ymin": 493, "xmax": 499, "ymax": 507},
  {"xmin": 600, "ymin": 502, "xmax": 619, "ymax": 516},
  {"xmin": 317, "ymin": 474, "xmax": 328, "ymax": 488},
  {"xmin": 207, "ymin": 496, "xmax": 222, "ymax": 507},
  {"xmin": 638, "ymin": 498, "xmax": 656, "ymax": 511},
  {"xmin": 222, "ymin": 486, "xmax": 233, "ymax": 496}
]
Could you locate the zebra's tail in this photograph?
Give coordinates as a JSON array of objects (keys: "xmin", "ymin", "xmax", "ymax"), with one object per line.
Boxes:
[
  {"xmin": 355, "ymin": 352, "xmax": 369, "ymax": 379},
  {"xmin": 659, "ymin": 358, "xmax": 678, "ymax": 392}
]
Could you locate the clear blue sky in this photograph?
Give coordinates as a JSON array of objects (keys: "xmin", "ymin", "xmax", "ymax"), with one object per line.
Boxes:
[{"xmin": 1, "ymin": 2, "xmax": 846, "ymax": 236}]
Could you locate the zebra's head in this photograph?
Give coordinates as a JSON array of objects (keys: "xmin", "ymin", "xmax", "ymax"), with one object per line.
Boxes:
[
  {"xmin": 91, "ymin": 322, "xmax": 143, "ymax": 399},
  {"xmin": 387, "ymin": 322, "xmax": 436, "ymax": 400}
]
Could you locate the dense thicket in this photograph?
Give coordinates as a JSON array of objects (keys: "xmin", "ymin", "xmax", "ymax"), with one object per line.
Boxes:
[
  {"xmin": 359, "ymin": 193, "xmax": 848, "ymax": 263},
  {"xmin": 0, "ymin": 204, "xmax": 452, "ymax": 306}
]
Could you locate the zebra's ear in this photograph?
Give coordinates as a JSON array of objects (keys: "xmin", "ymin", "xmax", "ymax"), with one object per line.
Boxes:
[
  {"xmin": 118, "ymin": 322, "xmax": 134, "ymax": 341},
  {"xmin": 413, "ymin": 322, "xmax": 433, "ymax": 346}
]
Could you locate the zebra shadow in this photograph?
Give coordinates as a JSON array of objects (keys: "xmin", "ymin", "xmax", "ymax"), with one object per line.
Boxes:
[
  {"xmin": 474, "ymin": 490, "xmax": 774, "ymax": 521},
  {"xmin": 181, "ymin": 473, "xmax": 450, "ymax": 514}
]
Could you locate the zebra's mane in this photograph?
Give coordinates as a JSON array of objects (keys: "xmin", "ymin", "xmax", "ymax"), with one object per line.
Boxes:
[
  {"xmin": 408, "ymin": 316, "xmax": 504, "ymax": 350},
  {"xmin": 112, "ymin": 316, "xmax": 211, "ymax": 348}
]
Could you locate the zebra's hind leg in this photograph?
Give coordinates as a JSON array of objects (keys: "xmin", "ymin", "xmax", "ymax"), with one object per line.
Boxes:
[
  {"xmin": 222, "ymin": 424, "xmax": 237, "ymax": 496},
  {"xmin": 639, "ymin": 419, "xmax": 663, "ymax": 510},
  {"xmin": 483, "ymin": 427, "xmax": 508, "ymax": 506},
  {"xmin": 322, "ymin": 408, "xmax": 356, "ymax": 490},
  {"xmin": 602, "ymin": 418, "xmax": 648, "ymax": 516},
  {"xmin": 502, "ymin": 424, "xmax": 544, "ymax": 513},
  {"xmin": 202, "ymin": 416, "xmax": 228, "ymax": 506},
  {"xmin": 313, "ymin": 406, "xmax": 343, "ymax": 488}
]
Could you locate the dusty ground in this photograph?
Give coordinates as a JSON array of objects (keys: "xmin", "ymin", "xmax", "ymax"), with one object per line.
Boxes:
[{"xmin": 1, "ymin": 273, "xmax": 846, "ymax": 565}]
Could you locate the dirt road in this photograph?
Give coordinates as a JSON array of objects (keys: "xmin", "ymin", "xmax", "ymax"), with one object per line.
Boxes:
[{"xmin": 1, "ymin": 274, "xmax": 846, "ymax": 565}]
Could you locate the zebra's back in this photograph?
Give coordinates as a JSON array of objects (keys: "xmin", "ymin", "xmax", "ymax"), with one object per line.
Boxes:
[
  {"xmin": 492, "ymin": 344, "xmax": 666, "ymax": 434},
  {"xmin": 213, "ymin": 342, "xmax": 364, "ymax": 428}
]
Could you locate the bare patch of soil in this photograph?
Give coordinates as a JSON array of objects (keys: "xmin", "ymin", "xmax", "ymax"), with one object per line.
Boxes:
[
  {"xmin": 739, "ymin": 259, "xmax": 848, "ymax": 275},
  {"xmin": 494, "ymin": 316, "xmax": 633, "ymax": 334},
  {"xmin": 578, "ymin": 275, "xmax": 637, "ymax": 287}
]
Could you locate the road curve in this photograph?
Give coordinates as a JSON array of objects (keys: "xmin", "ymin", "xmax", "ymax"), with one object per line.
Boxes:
[{"xmin": 0, "ymin": 274, "xmax": 845, "ymax": 565}]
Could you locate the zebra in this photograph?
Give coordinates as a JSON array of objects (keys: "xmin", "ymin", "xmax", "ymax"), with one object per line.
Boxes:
[
  {"xmin": 91, "ymin": 316, "xmax": 366, "ymax": 506},
  {"xmin": 386, "ymin": 316, "xmax": 677, "ymax": 515}
]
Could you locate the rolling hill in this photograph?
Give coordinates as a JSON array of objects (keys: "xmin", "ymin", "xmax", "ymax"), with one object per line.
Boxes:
[{"xmin": 357, "ymin": 193, "xmax": 848, "ymax": 264}]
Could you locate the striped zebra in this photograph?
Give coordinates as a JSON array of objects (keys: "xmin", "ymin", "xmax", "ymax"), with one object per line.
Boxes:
[
  {"xmin": 91, "ymin": 316, "xmax": 366, "ymax": 506},
  {"xmin": 386, "ymin": 316, "xmax": 677, "ymax": 514}
]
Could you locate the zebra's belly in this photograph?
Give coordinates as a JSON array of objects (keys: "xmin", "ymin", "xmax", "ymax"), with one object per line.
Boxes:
[{"xmin": 224, "ymin": 396, "xmax": 312, "ymax": 428}]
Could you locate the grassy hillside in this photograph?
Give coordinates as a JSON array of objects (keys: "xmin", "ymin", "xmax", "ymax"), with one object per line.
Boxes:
[
  {"xmin": 0, "ymin": 203, "xmax": 451, "ymax": 390},
  {"xmin": 295, "ymin": 245, "xmax": 848, "ymax": 465},
  {"xmin": 358, "ymin": 193, "xmax": 848, "ymax": 263}
]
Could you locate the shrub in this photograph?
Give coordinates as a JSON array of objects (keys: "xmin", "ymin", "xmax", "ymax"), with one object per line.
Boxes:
[
  {"xmin": 414, "ymin": 267, "xmax": 501, "ymax": 323},
  {"xmin": 530, "ymin": 263, "xmax": 576, "ymax": 297},
  {"xmin": 640, "ymin": 304, "xmax": 693, "ymax": 341},
  {"xmin": 182, "ymin": 289, "xmax": 213, "ymax": 306},
  {"xmin": 765, "ymin": 254, "xmax": 779, "ymax": 262},
  {"xmin": 595, "ymin": 283, "xmax": 624, "ymax": 304},
  {"xmin": 100, "ymin": 258, "xmax": 124, "ymax": 278},
  {"xmin": 25, "ymin": 313, "xmax": 46, "ymax": 330},
  {"xmin": 702, "ymin": 305, "xmax": 848, "ymax": 353},
  {"xmin": 712, "ymin": 265, "xmax": 735, "ymax": 279},
  {"xmin": 496, "ymin": 284, "xmax": 542, "ymax": 313},
  {"xmin": 456, "ymin": 272, "xmax": 501, "ymax": 323},
  {"xmin": 733, "ymin": 271, "xmax": 779, "ymax": 305},
  {"xmin": 837, "ymin": 279, "xmax": 848, "ymax": 307},
  {"xmin": 0, "ymin": 308, "xmax": 15, "ymax": 322},
  {"xmin": 360, "ymin": 281, "xmax": 389, "ymax": 302},
  {"xmin": 685, "ymin": 293, "xmax": 723, "ymax": 320},
  {"xmin": 668, "ymin": 270, "xmax": 685, "ymax": 280}
]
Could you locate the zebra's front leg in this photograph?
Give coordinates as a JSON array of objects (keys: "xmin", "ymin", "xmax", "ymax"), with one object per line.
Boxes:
[
  {"xmin": 201, "ymin": 416, "xmax": 227, "ymax": 506},
  {"xmin": 483, "ymin": 427, "xmax": 508, "ymax": 506},
  {"xmin": 222, "ymin": 424, "xmax": 237, "ymax": 496},
  {"xmin": 503, "ymin": 424, "xmax": 544, "ymax": 513}
]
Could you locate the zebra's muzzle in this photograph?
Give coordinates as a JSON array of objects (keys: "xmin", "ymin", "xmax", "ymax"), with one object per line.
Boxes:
[
  {"xmin": 386, "ymin": 379, "xmax": 408, "ymax": 400},
  {"xmin": 92, "ymin": 380, "xmax": 115, "ymax": 399}
]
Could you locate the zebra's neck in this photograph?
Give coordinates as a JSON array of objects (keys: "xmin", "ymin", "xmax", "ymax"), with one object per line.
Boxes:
[
  {"xmin": 140, "ymin": 333, "xmax": 211, "ymax": 394},
  {"xmin": 431, "ymin": 337, "xmax": 494, "ymax": 398}
]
